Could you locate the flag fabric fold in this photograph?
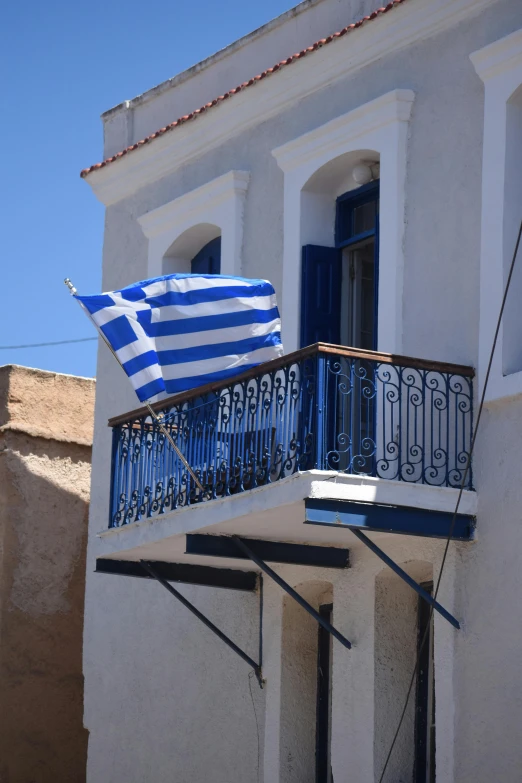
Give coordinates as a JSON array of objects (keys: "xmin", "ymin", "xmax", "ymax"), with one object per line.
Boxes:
[{"xmin": 75, "ymin": 272, "xmax": 284, "ymax": 402}]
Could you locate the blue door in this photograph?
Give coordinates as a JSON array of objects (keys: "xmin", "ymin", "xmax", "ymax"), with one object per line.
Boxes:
[
  {"xmin": 191, "ymin": 237, "xmax": 221, "ymax": 274},
  {"xmin": 300, "ymin": 245, "xmax": 342, "ymax": 347}
]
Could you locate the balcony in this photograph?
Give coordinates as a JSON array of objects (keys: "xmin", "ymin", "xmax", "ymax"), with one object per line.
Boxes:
[{"xmin": 108, "ymin": 343, "xmax": 473, "ymax": 531}]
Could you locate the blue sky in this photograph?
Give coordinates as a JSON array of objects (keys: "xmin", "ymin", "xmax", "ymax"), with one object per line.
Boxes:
[{"xmin": 1, "ymin": 0, "xmax": 293, "ymax": 378}]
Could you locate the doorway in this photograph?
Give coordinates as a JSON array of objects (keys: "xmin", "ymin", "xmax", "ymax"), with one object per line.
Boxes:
[
  {"xmin": 316, "ymin": 603, "xmax": 333, "ymax": 783},
  {"xmin": 300, "ymin": 181, "xmax": 379, "ymax": 350}
]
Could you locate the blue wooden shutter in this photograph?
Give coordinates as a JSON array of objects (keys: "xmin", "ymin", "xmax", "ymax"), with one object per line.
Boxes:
[
  {"xmin": 191, "ymin": 237, "xmax": 221, "ymax": 275},
  {"xmin": 300, "ymin": 245, "xmax": 342, "ymax": 347}
]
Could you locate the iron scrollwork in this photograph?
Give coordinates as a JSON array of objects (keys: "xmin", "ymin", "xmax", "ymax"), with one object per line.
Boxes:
[{"xmin": 109, "ymin": 348, "xmax": 473, "ymax": 528}]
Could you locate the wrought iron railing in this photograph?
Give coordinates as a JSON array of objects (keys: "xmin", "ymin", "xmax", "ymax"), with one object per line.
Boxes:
[{"xmin": 108, "ymin": 344, "xmax": 473, "ymax": 528}]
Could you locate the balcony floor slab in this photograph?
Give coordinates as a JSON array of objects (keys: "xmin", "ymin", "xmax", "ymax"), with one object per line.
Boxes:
[{"xmin": 95, "ymin": 471, "xmax": 477, "ymax": 566}]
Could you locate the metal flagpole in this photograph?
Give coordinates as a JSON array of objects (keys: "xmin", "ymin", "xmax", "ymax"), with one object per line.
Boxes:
[{"xmin": 64, "ymin": 278, "xmax": 207, "ymax": 495}]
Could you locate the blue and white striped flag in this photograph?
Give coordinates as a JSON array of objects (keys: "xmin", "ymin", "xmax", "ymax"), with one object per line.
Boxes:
[{"xmin": 75, "ymin": 272, "xmax": 284, "ymax": 402}]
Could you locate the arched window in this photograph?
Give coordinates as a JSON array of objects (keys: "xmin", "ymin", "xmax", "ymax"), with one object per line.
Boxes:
[{"xmin": 162, "ymin": 223, "xmax": 221, "ymax": 276}]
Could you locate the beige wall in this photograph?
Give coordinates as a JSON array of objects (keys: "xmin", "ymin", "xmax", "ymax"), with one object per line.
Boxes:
[{"xmin": 0, "ymin": 365, "xmax": 94, "ymax": 783}]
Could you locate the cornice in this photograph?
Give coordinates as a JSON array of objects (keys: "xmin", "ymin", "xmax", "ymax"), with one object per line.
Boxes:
[
  {"xmin": 86, "ymin": 0, "xmax": 495, "ymax": 206},
  {"xmin": 137, "ymin": 171, "xmax": 250, "ymax": 239},
  {"xmin": 470, "ymin": 27, "xmax": 522, "ymax": 83},
  {"xmin": 272, "ymin": 89, "xmax": 415, "ymax": 173}
]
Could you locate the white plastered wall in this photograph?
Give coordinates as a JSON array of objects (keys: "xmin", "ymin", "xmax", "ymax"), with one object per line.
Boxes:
[
  {"xmin": 258, "ymin": 535, "xmax": 458, "ymax": 783},
  {"xmin": 272, "ymin": 89, "xmax": 414, "ymax": 353},
  {"xmin": 471, "ymin": 28, "xmax": 522, "ymax": 401},
  {"xmin": 137, "ymin": 170, "xmax": 250, "ymax": 278}
]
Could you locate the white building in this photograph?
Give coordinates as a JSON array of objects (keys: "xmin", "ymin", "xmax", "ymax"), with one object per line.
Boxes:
[{"xmin": 81, "ymin": 1, "xmax": 522, "ymax": 781}]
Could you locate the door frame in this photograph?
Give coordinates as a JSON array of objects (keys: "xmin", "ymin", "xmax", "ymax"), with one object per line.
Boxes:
[{"xmin": 335, "ymin": 180, "xmax": 380, "ymax": 351}]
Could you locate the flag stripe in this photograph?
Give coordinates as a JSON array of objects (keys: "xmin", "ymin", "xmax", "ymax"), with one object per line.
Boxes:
[
  {"xmin": 161, "ymin": 346, "xmax": 280, "ymax": 382},
  {"xmin": 145, "ymin": 284, "xmax": 271, "ymax": 309},
  {"xmin": 143, "ymin": 306, "xmax": 280, "ymax": 338},
  {"xmin": 153, "ymin": 317, "xmax": 281, "ymax": 352},
  {"xmin": 156, "ymin": 332, "xmax": 281, "ymax": 369},
  {"xmin": 101, "ymin": 315, "xmax": 138, "ymax": 351},
  {"xmin": 122, "ymin": 349, "xmax": 158, "ymax": 377},
  {"xmin": 135, "ymin": 377, "xmax": 168, "ymax": 401},
  {"xmin": 149, "ymin": 294, "xmax": 276, "ymax": 322},
  {"xmin": 138, "ymin": 274, "xmax": 255, "ymax": 297},
  {"xmin": 159, "ymin": 364, "xmax": 264, "ymax": 395}
]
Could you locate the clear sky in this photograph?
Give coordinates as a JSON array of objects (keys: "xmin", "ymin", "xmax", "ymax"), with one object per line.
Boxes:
[{"xmin": 1, "ymin": 0, "xmax": 294, "ymax": 379}]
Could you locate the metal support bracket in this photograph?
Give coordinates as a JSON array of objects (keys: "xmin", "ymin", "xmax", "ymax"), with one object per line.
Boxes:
[
  {"xmin": 349, "ymin": 529, "xmax": 460, "ymax": 630},
  {"xmin": 141, "ymin": 561, "xmax": 265, "ymax": 687},
  {"xmin": 232, "ymin": 537, "xmax": 352, "ymax": 650}
]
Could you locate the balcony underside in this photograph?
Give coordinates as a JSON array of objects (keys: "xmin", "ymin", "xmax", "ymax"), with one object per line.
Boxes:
[{"xmin": 96, "ymin": 470, "xmax": 476, "ymax": 568}]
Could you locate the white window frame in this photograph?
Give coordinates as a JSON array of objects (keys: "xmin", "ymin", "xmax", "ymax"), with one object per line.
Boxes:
[
  {"xmin": 471, "ymin": 29, "xmax": 522, "ymax": 402},
  {"xmin": 137, "ymin": 170, "xmax": 250, "ymax": 278},
  {"xmin": 272, "ymin": 89, "xmax": 414, "ymax": 354}
]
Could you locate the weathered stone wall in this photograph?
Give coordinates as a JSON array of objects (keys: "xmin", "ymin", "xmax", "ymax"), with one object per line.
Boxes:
[{"xmin": 0, "ymin": 365, "xmax": 94, "ymax": 783}]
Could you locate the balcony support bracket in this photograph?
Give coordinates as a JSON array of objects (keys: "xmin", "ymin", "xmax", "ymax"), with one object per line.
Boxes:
[
  {"xmin": 232, "ymin": 537, "xmax": 352, "ymax": 650},
  {"xmin": 349, "ymin": 529, "xmax": 460, "ymax": 630},
  {"xmin": 305, "ymin": 498, "xmax": 474, "ymax": 540},
  {"xmin": 140, "ymin": 560, "xmax": 265, "ymax": 687},
  {"xmin": 96, "ymin": 558, "xmax": 258, "ymax": 591}
]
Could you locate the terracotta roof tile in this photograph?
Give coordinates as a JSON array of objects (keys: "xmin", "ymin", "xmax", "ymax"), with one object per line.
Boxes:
[{"xmin": 80, "ymin": 0, "xmax": 406, "ymax": 179}]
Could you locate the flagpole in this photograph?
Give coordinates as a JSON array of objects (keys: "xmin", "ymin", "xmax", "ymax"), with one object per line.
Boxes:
[{"xmin": 64, "ymin": 278, "xmax": 207, "ymax": 496}]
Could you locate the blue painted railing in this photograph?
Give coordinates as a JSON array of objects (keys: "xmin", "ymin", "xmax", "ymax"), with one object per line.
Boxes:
[{"xmin": 108, "ymin": 344, "xmax": 473, "ymax": 528}]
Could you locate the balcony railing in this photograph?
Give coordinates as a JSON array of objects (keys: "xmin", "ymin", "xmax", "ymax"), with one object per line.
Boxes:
[{"xmin": 108, "ymin": 344, "xmax": 473, "ymax": 528}]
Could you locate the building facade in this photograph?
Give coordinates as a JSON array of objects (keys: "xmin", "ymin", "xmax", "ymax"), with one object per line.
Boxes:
[
  {"xmin": 81, "ymin": 1, "xmax": 522, "ymax": 781},
  {"xmin": 0, "ymin": 365, "xmax": 94, "ymax": 782}
]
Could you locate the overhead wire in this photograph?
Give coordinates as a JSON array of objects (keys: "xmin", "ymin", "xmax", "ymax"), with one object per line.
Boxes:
[
  {"xmin": 0, "ymin": 337, "xmax": 97, "ymax": 349},
  {"xmin": 378, "ymin": 214, "xmax": 522, "ymax": 783}
]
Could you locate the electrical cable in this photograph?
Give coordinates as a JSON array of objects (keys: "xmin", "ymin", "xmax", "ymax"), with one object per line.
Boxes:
[
  {"xmin": 378, "ymin": 214, "xmax": 522, "ymax": 783},
  {"xmin": 0, "ymin": 337, "xmax": 97, "ymax": 349}
]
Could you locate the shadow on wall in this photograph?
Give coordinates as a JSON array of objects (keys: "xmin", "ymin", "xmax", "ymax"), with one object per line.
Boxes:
[
  {"xmin": 280, "ymin": 579, "xmax": 333, "ymax": 783},
  {"xmin": 0, "ymin": 432, "xmax": 90, "ymax": 783},
  {"xmin": 374, "ymin": 560, "xmax": 433, "ymax": 783}
]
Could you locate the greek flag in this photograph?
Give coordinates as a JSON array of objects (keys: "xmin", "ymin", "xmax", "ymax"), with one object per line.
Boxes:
[{"xmin": 75, "ymin": 272, "xmax": 284, "ymax": 402}]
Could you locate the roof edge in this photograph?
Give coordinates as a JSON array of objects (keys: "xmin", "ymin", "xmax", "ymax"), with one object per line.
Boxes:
[
  {"xmin": 101, "ymin": 0, "xmax": 327, "ymax": 120},
  {"xmin": 81, "ymin": 1, "xmax": 407, "ymax": 179}
]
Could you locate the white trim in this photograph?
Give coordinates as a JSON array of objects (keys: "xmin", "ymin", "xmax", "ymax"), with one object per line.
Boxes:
[
  {"xmin": 272, "ymin": 89, "xmax": 414, "ymax": 353},
  {"xmin": 85, "ymin": 0, "xmax": 494, "ymax": 206},
  {"xmin": 471, "ymin": 29, "xmax": 522, "ymax": 401},
  {"xmin": 137, "ymin": 171, "xmax": 250, "ymax": 278}
]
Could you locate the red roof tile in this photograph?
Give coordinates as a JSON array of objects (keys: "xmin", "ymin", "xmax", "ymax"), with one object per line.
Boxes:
[{"xmin": 80, "ymin": 0, "xmax": 407, "ymax": 179}]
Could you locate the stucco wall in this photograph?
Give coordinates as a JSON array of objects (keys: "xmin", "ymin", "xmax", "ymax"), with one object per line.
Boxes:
[
  {"xmin": 0, "ymin": 364, "xmax": 95, "ymax": 446},
  {"xmin": 452, "ymin": 397, "xmax": 522, "ymax": 783},
  {"xmin": 83, "ymin": 1, "xmax": 522, "ymax": 781},
  {"xmin": 374, "ymin": 567, "xmax": 427, "ymax": 782},
  {"xmin": 0, "ymin": 366, "xmax": 94, "ymax": 782}
]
